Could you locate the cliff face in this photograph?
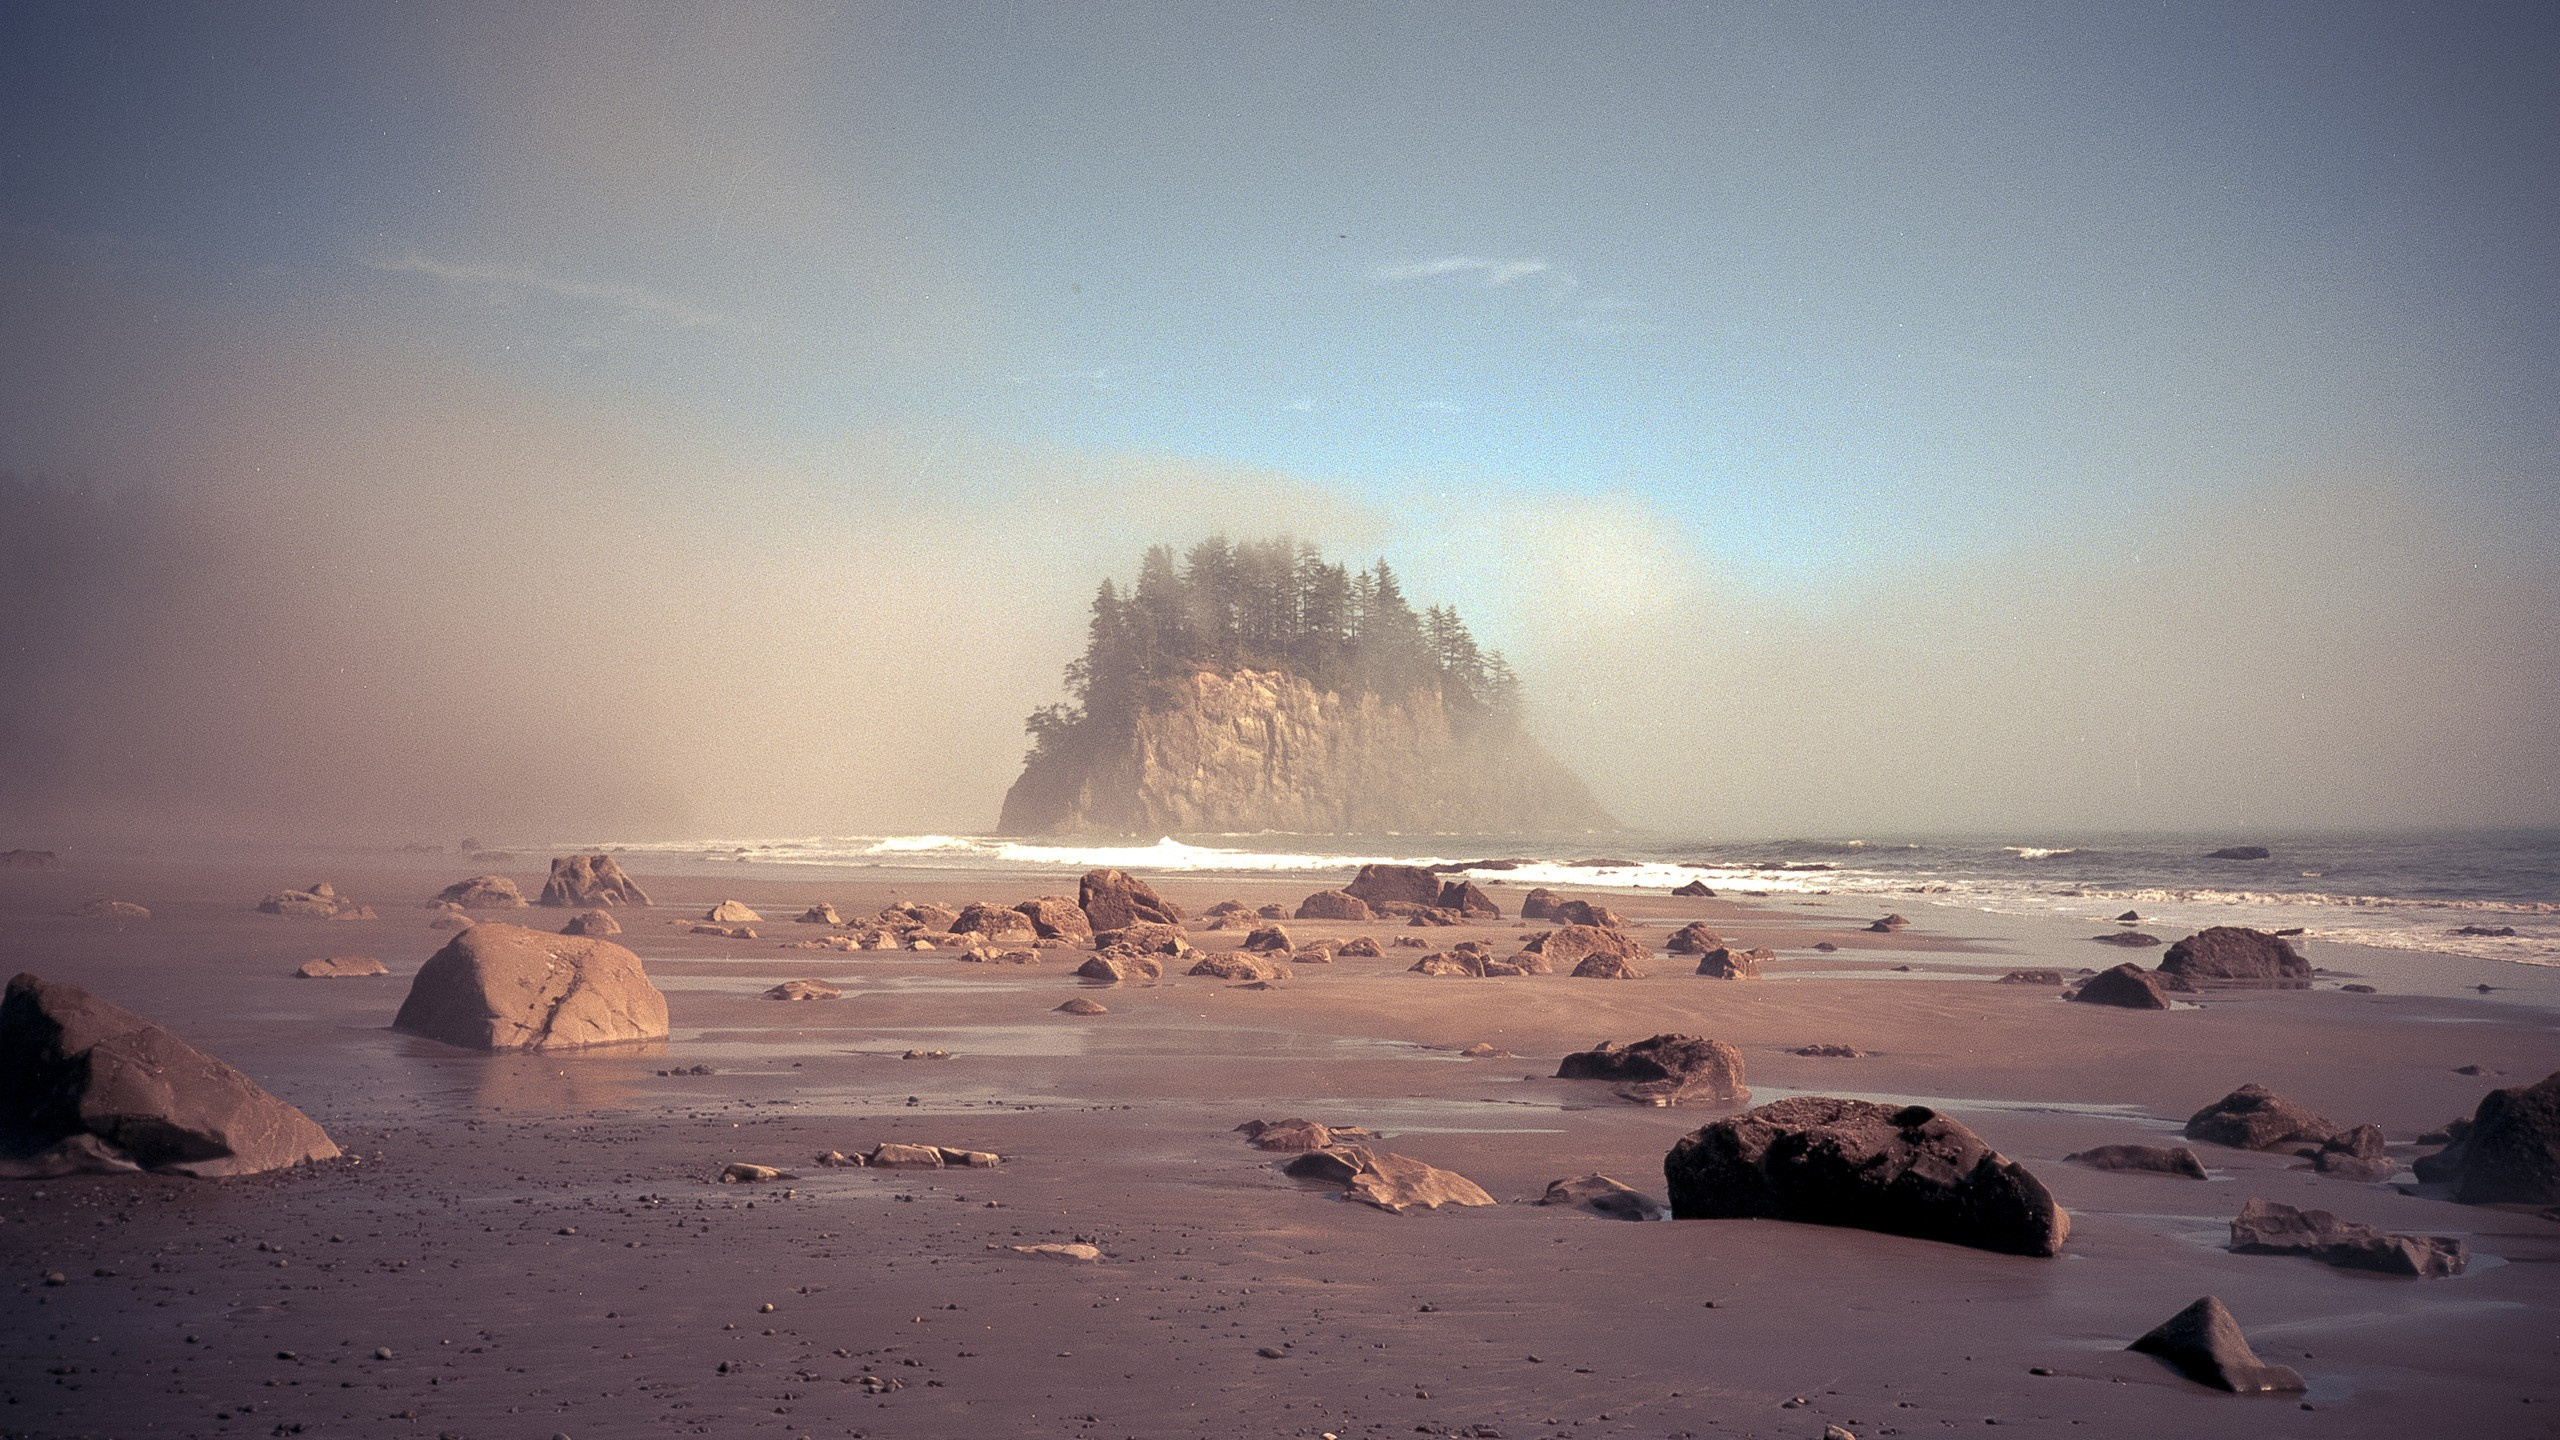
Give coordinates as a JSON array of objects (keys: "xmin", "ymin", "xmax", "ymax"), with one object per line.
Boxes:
[{"xmin": 998, "ymin": 668, "xmax": 1613, "ymax": 836}]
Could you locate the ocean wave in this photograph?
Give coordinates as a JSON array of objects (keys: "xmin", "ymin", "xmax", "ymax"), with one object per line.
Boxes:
[{"xmin": 2004, "ymin": 846, "xmax": 2079, "ymax": 860}]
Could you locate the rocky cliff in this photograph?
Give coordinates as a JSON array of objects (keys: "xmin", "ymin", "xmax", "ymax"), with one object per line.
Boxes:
[{"xmin": 998, "ymin": 668, "xmax": 1613, "ymax": 835}]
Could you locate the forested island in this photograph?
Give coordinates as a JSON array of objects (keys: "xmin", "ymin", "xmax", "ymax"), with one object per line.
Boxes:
[{"xmin": 998, "ymin": 537, "xmax": 1612, "ymax": 835}]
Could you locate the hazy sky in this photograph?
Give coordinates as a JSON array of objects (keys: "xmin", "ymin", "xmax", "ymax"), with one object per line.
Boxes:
[{"xmin": 2, "ymin": 2, "xmax": 2554, "ymax": 842}]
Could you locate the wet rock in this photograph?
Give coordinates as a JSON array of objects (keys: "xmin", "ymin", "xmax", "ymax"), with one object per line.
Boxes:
[
  {"xmin": 1075, "ymin": 951, "xmax": 1164, "ymax": 985},
  {"xmin": 1295, "ymin": 889, "xmax": 1375, "ymax": 922},
  {"xmin": 2091, "ymin": 931, "xmax": 2163, "ymax": 947},
  {"xmin": 393, "ymin": 922, "xmax": 670, "ymax": 1051},
  {"xmin": 1867, "ymin": 914, "xmax": 1909, "ymax": 933},
  {"xmin": 2158, "ymin": 926, "xmax": 2309, "ymax": 988},
  {"xmin": 1014, "ymin": 896, "xmax": 1094, "ymax": 943},
  {"xmin": 1434, "ymin": 879, "xmax": 1502, "ymax": 919},
  {"xmin": 1054, "ymin": 997, "xmax": 1109, "ymax": 1015},
  {"xmin": 1187, "ymin": 953, "xmax": 1291, "ymax": 982},
  {"xmin": 2062, "ymin": 1144, "xmax": 2207, "ymax": 1179},
  {"xmin": 1078, "ymin": 868, "xmax": 1183, "ymax": 932},
  {"xmin": 0, "ymin": 973, "xmax": 340, "ymax": 1178},
  {"xmin": 1664, "ymin": 1096, "xmax": 2069, "ymax": 1256},
  {"xmin": 2116, "ymin": 910, "xmax": 2142, "ymax": 923},
  {"xmin": 2229, "ymin": 1197, "xmax": 2466, "ymax": 1277},
  {"xmin": 1538, "ymin": 1174, "xmax": 1668, "ymax": 1221},
  {"xmin": 2070, "ymin": 963, "xmax": 2175, "ymax": 1010},
  {"xmin": 1672, "ymin": 880, "xmax": 1714, "ymax": 897},
  {"xmin": 1558, "ymin": 1034, "xmax": 1747, "ymax": 1104},
  {"xmin": 2421, "ymin": 1069, "xmax": 2560, "ymax": 1204},
  {"xmin": 1280, "ymin": 1144, "xmax": 1496, "ymax": 1213},
  {"xmin": 1344, "ymin": 864, "xmax": 1443, "ymax": 909},
  {"xmin": 70, "ymin": 899, "xmax": 149, "ymax": 920},
  {"xmin": 537, "ymin": 854, "xmax": 652, "ymax": 908},
  {"xmin": 2310, "ymin": 1123, "xmax": 2393, "ymax": 1181},
  {"xmin": 796, "ymin": 903, "xmax": 844, "ymax": 926},
  {"xmin": 294, "ymin": 956, "xmax": 387, "ymax": 979},
  {"xmin": 2128, "ymin": 1296, "xmax": 2304, "ymax": 1392},
  {"xmin": 560, "ymin": 909, "xmax": 621, "ymax": 937},
  {"xmin": 1693, "ymin": 946, "xmax": 1767, "ymax": 980},
  {"xmin": 2184, "ymin": 1084, "xmax": 2336, "ymax": 1151},
  {"xmin": 1241, "ymin": 924, "xmax": 1292, "ymax": 953},
  {"xmin": 433, "ymin": 875, "xmax": 526, "ymax": 909},
  {"xmin": 2205, "ymin": 846, "xmax": 2271, "ymax": 861},
  {"xmin": 1666, "ymin": 921, "xmax": 1725, "ymax": 954},
  {"xmin": 761, "ymin": 980, "xmax": 842, "ymax": 1002}
]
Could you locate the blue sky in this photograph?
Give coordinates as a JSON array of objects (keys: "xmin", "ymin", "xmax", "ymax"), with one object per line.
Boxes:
[{"xmin": 2, "ymin": 2, "xmax": 2554, "ymax": 836}]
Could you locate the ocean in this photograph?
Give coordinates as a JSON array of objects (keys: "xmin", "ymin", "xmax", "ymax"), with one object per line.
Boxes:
[{"xmin": 573, "ymin": 827, "xmax": 2560, "ymax": 969}]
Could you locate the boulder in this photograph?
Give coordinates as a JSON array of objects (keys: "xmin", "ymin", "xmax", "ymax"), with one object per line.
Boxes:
[
  {"xmin": 2422, "ymin": 1070, "xmax": 2560, "ymax": 1204},
  {"xmin": 1256, "ymin": 903, "xmax": 1286, "ymax": 919},
  {"xmin": 1694, "ymin": 946, "xmax": 1768, "ymax": 980},
  {"xmin": 868, "ymin": 1142, "xmax": 946, "ymax": 1169},
  {"xmin": 2070, "ymin": 963, "xmax": 2174, "ymax": 1010},
  {"xmin": 1402, "ymin": 906, "xmax": 1464, "ymax": 927},
  {"xmin": 2063, "ymin": 1144, "xmax": 2208, "ymax": 1179},
  {"xmin": 2116, "ymin": 910, "xmax": 2142, "ymax": 923},
  {"xmin": 1014, "ymin": 896, "xmax": 1094, "ymax": 943},
  {"xmin": 1092, "ymin": 922, "xmax": 1191, "ymax": 956},
  {"xmin": 704, "ymin": 900, "xmax": 761, "ymax": 924},
  {"xmin": 1543, "ymin": 898, "xmax": 1623, "ymax": 928},
  {"xmin": 1530, "ymin": 924, "xmax": 1649, "ymax": 972},
  {"xmin": 1571, "ymin": 952, "xmax": 1644, "ymax": 980},
  {"xmin": 1793, "ymin": 1043, "xmax": 1868, "ymax": 1058},
  {"xmin": 2092, "ymin": 931, "xmax": 2163, "ymax": 947},
  {"xmin": 1295, "ymin": 889, "xmax": 1374, "ymax": 922},
  {"xmin": 1557, "ymin": 1034, "xmax": 1747, "ymax": 1104},
  {"xmin": 1204, "ymin": 899, "xmax": 1252, "ymax": 919},
  {"xmin": 560, "ymin": 909, "xmax": 621, "ymax": 937},
  {"xmin": 428, "ymin": 904, "xmax": 473, "ymax": 930},
  {"xmin": 950, "ymin": 903, "xmax": 1036, "ymax": 941},
  {"xmin": 1519, "ymin": 888, "xmax": 1567, "ymax": 920},
  {"xmin": 1055, "ymin": 997, "xmax": 1109, "ymax": 1015},
  {"xmin": 257, "ymin": 884, "xmax": 372, "ymax": 920},
  {"xmin": 1280, "ymin": 1144, "xmax": 1495, "ymax": 1213},
  {"xmin": 884, "ymin": 901, "xmax": 960, "ymax": 929},
  {"xmin": 434, "ymin": 875, "xmax": 526, "ymax": 909},
  {"xmin": 2228, "ymin": 1197, "xmax": 2466, "ymax": 1278},
  {"xmin": 536, "ymin": 854, "xmax": 652, "ymax": 908},
  {"xmin": 1666, "ymin": 922, "xmax": 1724, "ymax": 954},
  {"xmin": 71, "ymin": 899, "xmax": 149, "ymax": 920},
  {"xmin": 294, "ymin": 956, "xmax": 387, "ymax": 979},
  {"xmin": 1338, "ymin": 937, "xmax": 1383, "ymax": 958},
  {"xmin": 1078, "ymin": 868, "xmax": 1182, "ymax": 932},
  {"xmin": 1237, "ymin": 1117, "xmax": 1373, "ymax": 1153},
  {"xmin": 1188, "ymin": 953, "xmax": 1291, "ymax": 982},
  {"xmin": 1867, "ymin": 914, "xmax": 1909, "ymax": 933},
  {"xmin": 1408, "ymin": 952, "xmax": 1477, "ymax": 977},
  {"xmin": 1538, "ymin": 1174, "xmax": 1668, "ymax": 1221},
  {"xmin": 0, "ymin": 973, "xmax": 340, "ymax": 1178},
  {"xmin": 2158, "ymin": 927, "xmax": 2309, "ymax": 988},
  {"xmin": 2128, "ymin": 1296, "xmax": 2305, "ymax": 1393},
  {"xmin": 2311, "ymin": 1123, "xmax": 2393, "ymax": 1181},
  {"xmin": 762, "ymin": 980, "xmax": 842, "ymax": 1001},
  {"xmin": 2184, "ymin": 1084, "xmax": 2336, "ymax": 1151},
  {"xmin": 1671, "ymin": 880, "xmax": 1714, "ymax": 898},
  {"xmin": 2205, "ymin": 846, "xmax": 2271, "ymax": 861},
  {"xmin": 1433, "ymin": 879, "xmax": 1502, "ymax": 919},
  {"xmin": 1240, "ymin": 924, "xmax": 1292, "ymax": 953},
  {"xmin": 1075, "ymin": 951, "xmax": 1164, "ymax": 984},
  {"xmin": 1664, "ymin": 1096, "xmax": 2068, "ymax": 1257},
  {"xmin": 1343, "ymin": 864, "xmax": 1442, "ymax": 909},
  {"xmin": 719, "ymin": 1162, "xmax": 789, "ymax": 1183},
  {"xmin": 392, "ymin": 923, "xmax": 669, "ymax": 1051},
  {"xmin": 797, "ymin": 903, "xmax": 844, "ymax": 925}
]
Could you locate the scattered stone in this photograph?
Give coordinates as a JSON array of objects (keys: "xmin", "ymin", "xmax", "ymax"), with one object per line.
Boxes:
[
  {"xmin": 1078, "ymin": 868, "xmax": 1182, "ymax": 932},
  {"xmin": 2116, "ymin": 910, "xmax": 2142, "ymax": 923},
  {"xmin": 1693, "ymin": 946, "xmax": 1767, "ymax": 979},
  {"xmin": 1538, "ymin": 1174, "xmax": 1668, "ymax": 1221},
  {"xmin": 1557, "ymin": 1034, "xmax": 1747, "ymax": 1104},
  {"xmin": 1240, "ymin": 924, "xmax": 1292, "ymax": 953},
  {"xmin": 294, "ymin": 956, "xmax": 387, "ymax": 980},
  {"xmin": 2309, "ymin": 1123, "xmax": 2393, "ymax": 1181},
  {"xmin": 761, "ymin": 980, "xmax": 842, "ymax": 1002},
  {"xmin": 2128, "ymin": 1296, "xmax": 2303, "ymax": 1393},
  {"xmin": 392, "ymin": 922, "xmax": 670, "ymax": 1051},
  {"xmin": 704, "ymin": 900, "xmax": 762, "ymax": 924},
  {"xmin": 2062, "ymin": 1144, "xmax": 2208, "ymax": 1179},
  {"xmin": 538, "ymin": 854, "xmax": 652, "ymax": 907},
  {"xmin": 1665, "ymin": 921, "xmax": 1724, "ymax": 954},
  {"xmin": 1997, "ymin": 970, "xmax": 2066, "ymax": 986},
  {"xmin": 2205, "ymin": 846, "xmax": 2272, "ymax": 861},
  {"xmin": 2229, "ymin": 1197, "xmax": 2466, "ymax": 1277},
  {"xmin": 1664, "ymin": 1096, "xmax": 2069, "ymax": 1256},
  {"xmin": 2419, "ymin": 1069, "xmax": 2560, "ymax": 1204},
  {"xmin": 1054, "ymin": 997, "xmax": 1109, "ymax": 1015},
  {"xmin": 1344, "ymin": 864, "xmax": 1443, "ymax": 909},
  {"xmin": 433, "ymin": 875, "xmax": 526, "ymax": 909},
  {"xmin": 1294, "ymin": 889, "xmax": 1375, "ymax": 922},
  {"xmin": 2184, "ymin": 1084, "xmax": 2336, "ymax": 1151},
  {"xmin": 1007, "ymin": 1242, "xmax": 1100, "ymax": 1262},
  {"xmin": 2091, "ymin": 931, "xmax": 2163, "ymax": 947},
  {"xmin": 797, "ymin": 903, "xmax": 844, "ymax": 925},
  {"xmin": 1792, "ymin": 1044, "xmax": 1867, "ymax": 1058},
  {"xmin": 1014, "ymin": 895, "xmax": 1095, "ymax": 943},
  {"xmin": 560, "ymin": 909, "xmax": 621, "ymax": 937},
  {"xmin": 2158, "ymin": 927, "xmax": 2309, "ymax": 988},
  {"xmin": 1672, "ymin": 880, "xmax": 1714, "ymax": 897},
  {"xmin": 1280, "ymin": 1145, "xmax": 1495, "ymax": 1213},
  {"xmin": 1811, "ymin": 941, "xmax": 1838, "ymax": 953},
  {"xmin": 70, "ymin": 899, "xmax": 150, "ymax": 920},
  {"xmin": 0, "ymin": 972, "xmax": 340, "ymax": 1178},
  {"xmin": 2070, "ymin": 963, "xmax": 2175, "ymax": 1010},
  {"xmin": 1867, "ymin": 914, "xmax": 1909, "ymax": 933}
]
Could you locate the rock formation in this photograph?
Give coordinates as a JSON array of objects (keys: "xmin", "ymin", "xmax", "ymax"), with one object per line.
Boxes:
[
  {"xmin": 2418, "ymin": 1069, "xmax": 2560, "ymax": 1204},
  {"xmin": 1280, "ymin": 1144, "xmax": 1495, "ymax": 1213},
  {"xmin": 537, "ymin": 854, "xmax": 652, "ymax": 908},
  {"xmin": 434, "ymin": 875, "xmax": 525, "ymax": 909},
  {"xmin": 1078, "ymin": 869, "xmax": 1183, "ymax": 931},
  {"xmin": 704, "ymin": 900, "xmax": 761, "ymax": 924},
  {"xmin": 561, "ymin": 909, "xmax": 621, "ymax": 937},
  {"xmin": 1345, "ymin": 864, "xmax": 1441, "ymax": 908},
  {"xmin": 1664, "ymin": 1096, "xmax": 2068, "ymax": 1257},
  {"xmin": 1666, "ymin": 922, "xmax": 1723, "ymax": 954},
  {"xmin": 1295, "ymin": 889, "xmax": 1374, "ymax": 921},
  {"xmin": 2184, "ymin": 1084, "xmax": 2335, "ymax": 1151},
  {"xmin": 1529, "ymin": 924, "xmax": 1648, "ymax": 972},
  {"xmin": 1538, "ymin": 1174, "xmax": 1667, "ymax": 1220},
  {"xmin": 2128, "ymin": 1296, "xmax": 2304, "ymax": 1392},
  {"xmin": 1693, "ymin": 946, "xmax": 1768, "ymax": 979},
  {"xmin": 0, "ymin": 973, "xmax": 339, "ymax": 1178},
  {"xmin": 393, "ymin": 923, "xmax": 669, "ymax": 1051},
  {"xmin": 1557, "ymin": 1034, "xmax": 1747, "ymax": 1104},
  {"xmin": 1014, "ymin": 896, "xmax": 1094, "ymax": 943},
  {"xmin": 950, "ymin": 903, "xmax": 1036, "ymax": 941},
  {"xmin": 2228, "ymin": 1197, "xmax": 2466, "ymax": 1277},
  {"xmin": 2063, "ymin": 1143, "xmax": 2208, "ymax": 1179},
  {"xmin": 2070, "ymin": 962, "xmax": 2175, "ymax": 1009},
  {"xmin": 2158, "ymin": 926, "xmax": 2309, "ymax": 988}
]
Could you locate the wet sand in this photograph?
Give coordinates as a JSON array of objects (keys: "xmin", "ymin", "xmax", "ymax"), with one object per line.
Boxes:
[{"xmin": 3, "ymin": 854, "xmax": 2556, "ymax": 1439}]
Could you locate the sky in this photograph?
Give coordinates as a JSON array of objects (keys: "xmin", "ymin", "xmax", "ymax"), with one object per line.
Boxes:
[{"xmin": 1, "ymin": 0, "xmax": 2555, "ymax": 843}]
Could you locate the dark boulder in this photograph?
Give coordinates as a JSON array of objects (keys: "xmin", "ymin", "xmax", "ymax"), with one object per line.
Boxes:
[
  {"xmin": 392, "ymin": 923, "xmax": 669, "ymax": 1051},
  {"xmin": 2159, "ymin": 927, "xmax": 2308, "ymax": 988},
  {"xmin": 2128, "ymin": 1296, "xmax": 2304, "ymax": 1393},
  {"xmin": 1013, "ymin": 895, "xmax": 1094, "ymax": 943},
  {"xmin": 1240, "ymin": 924, "xmax": 1292, "ymax": 953},
  {"xmin": 950, "ymin": 903, "xmax": 1037, "ymax": 941},
  {"xmin": 1558, "ymin": 1034, "xmax": 1747, "ymax": 1104},
  {"xmin": 1075, "ymin": 950, "xmax": 1164, "ymax": 984},
  {"xmin": 1665, "ymin": 921, "xmax": 1724, "ymax": 954},
  {"xmin": 1693, "ymin": 946, "xmax": 1768, "ymax": 980},
  {"xmin": 2311, "ymin": 1123, "xmax": 2394, "ymax": 1181},
  {"xmin": 1294, "ymin": 890, "xmax": 1375, "ymax": 922},
  {"xmin": 2184, "ymin": 1084, "xmax": 2336, "ymax": 1151},
  {"xmin": 1519, "ymin": 888, "xmax": 1567, "ymax": 920},
  {"xmin": 2070, "ymin": 963, "xmax": 2174, "ymax": 1010},
  {"xmin": 2063, "ymin": 1143, "xmax": 2208, "ymax": 1179},
  {"xmin": 560, "ymin": 909, "xmax": 621, "ymax": 937},
  {"xmin": 1571, "ymin": 952, "xmax": 1644, "ymax": 979},
  {"xmin": 1078, "ymin": 869, "xmax": 1183, "ymax": 932},
  {"xmin": 0, "ymin": 973, "xmax": 340, "ymax": 1178},
  {"xmin": 1664, "ymin": 1096, "xmax": 2068, "ymax": 1256},
  {"xmin": 2422, "ymin": 1070, "xmax": 2560, "ymax": 1204},
  {"xmin": 1868, "ymin": 914, "xmax": 1909, "ymax": 933},
  {"xmin": 1671, "ymin": 880, "xmax": 1714, "ymax": 898},
  {"xmin": 2091, "ymin": 931, "xmax": 2163, "ymax": 947},
  {"xmin": 2229, "ymin": 1197, "xmax": 2466, "ymax": 1277},
  {"xmin": 1343, "ymin": 864, "xmax": 1442, "ymax": 909},
  {"xmin": 1433, "ymin": 879, "xmax": 1502, "ymax": 919},
  {"xmin": 1997, "ymin": 969, "xmax": 2066, "ymax": 986},
  {"xmin": 537, "ymin": 854, "xmax": 652, "ymax": 907}
]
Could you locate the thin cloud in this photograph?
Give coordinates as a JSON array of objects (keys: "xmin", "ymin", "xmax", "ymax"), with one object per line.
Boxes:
[
  {"xmin": 364, "ymin": 251, "xmax": 728, "ymax": 329},
  {"xmin": 1375, "ymin": 256, "xmax": 1554, "ymax": 287}
]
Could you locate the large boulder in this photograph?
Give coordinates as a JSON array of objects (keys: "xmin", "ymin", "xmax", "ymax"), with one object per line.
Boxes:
[
  {"xmin": 1671, "ymin": 880, "xmax": 1713, "ymax": 898},
  {"xmin": 2228, "ymin": 1196, "xmax": 2466, "ymax": 1277},
  {"xmin": 2158, "ymin": 926, "xmax": 2309, "ymax": 988},
  {"xmin": 2184, "ymin": 1084, "xmax": 2336, "ymax": 1151},
  {"xmin": 1693, "ymin": 946, "xmax": 1767, "ymax": 980},
  {"xmin": 0, "ymin": 973, "xmax": 340, "ymax": 1178},
  {"xmin": 1343, "ymin": 864, "xmax": 1442, "ymax": 909},
  {"xmin": 950, "ymin": 903, "xmax": 1036, "ymax": 941},
  {"xmin": 1078, "ymin": 869, "xmax": 1183, "ymax": 931},
  {"xmin": 1280, "ymin": 1144, "xmax": 1495, "ymax": 1213},
  {"xmin": 1571, "ymin": 952, "xmax": 1643, "ymax": 979},
  {"xmin": 2422, "ymin": 1070, "xmax": 2560, "ymax": 1204},
  {"xmin": 1664, "ymin": 1096, "xmax": 2068, "ymax": 1257},
  {"xmin": 1522, "ymin": 896, "xmax": 1622, "ymax": 928},
  {"xmin": 1557, "ymin": 1034, "xmax": 1747, "ymax": 1104},
  {"xmin": 2128, "ymin": 1296, "xmax": 2304, "ymax": 1393},
  {"xmin": 434, "ymin": 875, "xmax": 526, "ymax": 909},
  {"xmin": 1294, "ymin": 889, "xmax": 1374, "ymax": 922},
  {"xmin": 392, "ymin": 923, "xmax": 669, "ymax": 1051},
  {"xmin": 1666, "ymin": 922, "xmax": 1724, "ymax": 954},
  {"xmin": 537, "ymin": 854, "xmax": 652, "ymax": 908},
  {"xmin": 1240, "ymin": 924, "xmax": 1292, "ymax": 953},
  {"xmin": 1013, "ymin": 896, "xmax": 1094, "ymax": 943},
  {"xmin": 2070, "ymin": 963, "xmax": 2175, "ymax": 1009},
  {"xmin": 1531, "ymin": 924, "xmax": 1649, "ymax": 972},
  {"xmin": 1433, "ymin": 879, "xmax": 1502, "ymax": 920}
]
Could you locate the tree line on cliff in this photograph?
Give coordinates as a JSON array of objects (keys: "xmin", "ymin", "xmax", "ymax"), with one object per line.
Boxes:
[{"xmin": 1022, "ymin": 536, "xmax": 1521, "ymax": 767}]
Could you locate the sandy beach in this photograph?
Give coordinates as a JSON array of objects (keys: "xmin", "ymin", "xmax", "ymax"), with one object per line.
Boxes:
[{"xmin": 4, "ymin": 852, "xmax": 2555, "ymax": 1440}]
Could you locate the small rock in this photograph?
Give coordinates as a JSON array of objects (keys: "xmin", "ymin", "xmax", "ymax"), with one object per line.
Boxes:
[{"xmin": 2129, "ymin": 1296, "xmax": 2304, "ymax": 1392}]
